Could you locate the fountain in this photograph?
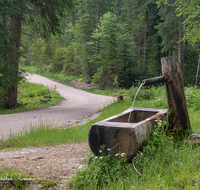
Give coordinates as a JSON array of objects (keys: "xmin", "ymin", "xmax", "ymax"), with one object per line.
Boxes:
[{"xmin": 88, "ymin": 57, "xmax": 191, "ymax": 160}]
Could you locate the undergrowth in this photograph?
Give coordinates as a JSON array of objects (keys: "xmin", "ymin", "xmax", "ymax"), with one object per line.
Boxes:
[
  {"xmin": 0, "ymin": 80, "xmax": 62, "ymax": 114},
  {"xmin": 69, "ymin": 145, "xmax": 132, "ymax": 189},
  {"xmin": 69, "ymin": 121, "xmax": 200, "ymax": 190}
]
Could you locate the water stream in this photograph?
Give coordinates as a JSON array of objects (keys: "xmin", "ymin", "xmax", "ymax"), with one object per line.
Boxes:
[{"xmin": 128, "ymin": 82, "xmax": 145, "ymax": 123}]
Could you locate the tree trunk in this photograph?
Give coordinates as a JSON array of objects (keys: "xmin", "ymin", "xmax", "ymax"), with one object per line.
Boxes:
[
  {"xmin": 96, "ymin": 0, "xmax": 99, "ymax": 56},
  {"xmin": 2, "ymin": 13, "xmax": 7, "ymax": 63},
  {"xmin": 161, "ymin": 57, "xmax": 191, "ymax": 132},
  {"xmin": 3, "ymin": 0, "xmax": 23, "ymax": 108},
  {"xmin": 62, "ymin": 13, "xmax": 66, "ymax": 45},
  {"xmin": 28, "ymin": 26, "xmax": 31, "ymax": 65},
  {"xmin": 138, "ymin": 32, "xmax": 141, "ymax": 68},
  {"xmin": 72, "ymin": 10, "xmax": 75, "ymax": 26},
  {"xmin": 144, "ymin": 26, "xmax": 147, "ymax": 74},
  {"xmin": 63, "ymin": 14, "xmax": 65, "ymax": 35},
  {"xmin": 195, "ymin": 53, "xmax": 200, "ymax": 86},
  {"xmin": 178, "ymin": 15, "xmax": 183, "ymax": 74},
  {"xmin": 71, "ymin": 10, "xmax": 75, "ymax": 40}
]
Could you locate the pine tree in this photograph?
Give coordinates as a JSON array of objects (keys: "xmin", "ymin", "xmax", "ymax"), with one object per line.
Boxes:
[{"xmin": 91, "ymin": 12, "xmax": 120, "ymax": 88}]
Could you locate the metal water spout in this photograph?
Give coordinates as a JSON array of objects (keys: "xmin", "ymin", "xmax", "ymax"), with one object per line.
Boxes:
[
  {"xmin": 141, "ymin": 57, "xmax": 191, "ymax": 132},
  {"xmin": 142, "ymin": 76, "xmax": 165, "ymax": 86}
]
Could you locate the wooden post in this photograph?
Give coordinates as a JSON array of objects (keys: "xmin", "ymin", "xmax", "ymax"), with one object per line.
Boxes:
[{"xmin": 161, "ymin": 57, "xmax": 191, "ymax": 131}]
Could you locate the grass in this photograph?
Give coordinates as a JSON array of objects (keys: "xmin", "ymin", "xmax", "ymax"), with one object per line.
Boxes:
[
  {"xmin": 69, "ymin": 123, "xmax": 200, "ymax": 190},
  {"xmin": 0, "ymin": 168, "xmax": 56, "ymax": 189},
  {"xmin": 1, "ymin": 69, "xmax": 200, "ymax": 189},
  {"xmin": 0, "ymin": 80, "xmax": 63, "ymax": 114},
  {"xmin": 0, "ymin": 168, "xmax": 29, "ymax": 189},
  {"xmin": 20, "ymin": 65, "xmax": 84, "ymax": 85}
]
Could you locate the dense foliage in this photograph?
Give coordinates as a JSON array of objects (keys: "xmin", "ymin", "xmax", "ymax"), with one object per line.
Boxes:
[{"xmin": 19, "ymin": 0, "xmax": 200, "ymax": 89}]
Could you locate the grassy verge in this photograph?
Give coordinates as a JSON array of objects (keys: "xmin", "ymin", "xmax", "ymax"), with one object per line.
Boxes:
[
  {"xmin": 20, "ymin": 65, "xmax": 83, "ymax": 86},
  {"xmin": 0, "ymin": 80, "xmax": 63, "ymax": 114}
]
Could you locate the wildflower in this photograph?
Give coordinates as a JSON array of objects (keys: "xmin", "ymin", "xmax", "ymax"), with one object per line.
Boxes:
[
  {"xmin": 99, "ymin": 157, "xmax": 103, "ymax": 159},
  {"xmin": 115, "ymin": 153, "xmax": 119, "ymax": 157},
  {"xmin": 99, "ymin": 150, "xmax": 102, "ymax": 153},
  {"xmin": 107, "ymin": 148, "xmax": 111, "ymax": 151},
  {"xmin": 121, "ymin": 153, "xmax": 126, "ymax": 157},
  {"xmin": 158, "ymin": 121, "xmax": 162, "ymax": 127},
  {"xmin": 95, "ymin": 156, "xmax": 98, "ymax": 159}
]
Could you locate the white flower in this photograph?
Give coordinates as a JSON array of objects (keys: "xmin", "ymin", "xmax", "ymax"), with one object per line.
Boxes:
[
  {"xmin": 99, "ymin": 157, "xmax": 103, "ymax": 159},
  {"xmin": 107, "ymin": 148, "xmax": 111, "ymax": 151},
  {"xmin": 121, "ymin": 153, "xmax": 126, "ymax": 157},
  {"xmin": 95, "ymin": 156, "xmax": 98, "ymax": 159},
  {"xmin": 156, "ymin": 119, "xmax": 162, "ymax": 124},
  {"xmin": 99, "ymin": 150, "xmax": 102, "ymax": 153},
  {"xmin": 79, "ymin": 165, "xmax": 84, "ymax": 169},
  {"xmin": 115, "ymin": 153, "xmax": 119, "ymax": 157}
]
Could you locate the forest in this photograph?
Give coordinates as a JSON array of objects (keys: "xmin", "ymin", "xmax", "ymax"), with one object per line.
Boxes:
[
  {"xmin": 20, "ymin": 0, "xmax": 200, "ymax": 88},
  {"xmin": 1, "ymin": 0, "xmax": 200, "ymax": 107}
]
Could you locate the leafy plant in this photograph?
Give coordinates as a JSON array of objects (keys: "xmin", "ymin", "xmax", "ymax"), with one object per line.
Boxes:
[{"xmin": 69, "ymin": 146, "xmax": 132, "ymax": 190}]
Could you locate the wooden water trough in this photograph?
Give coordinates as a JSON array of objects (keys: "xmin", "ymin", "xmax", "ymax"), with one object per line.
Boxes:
[
  {"xmin": 88, "ymin": 107, "xmax": 167, "ymax": 160},
  {"xmin": 88, "ymin": 57, "xmax": 191, "ymax": 160}
]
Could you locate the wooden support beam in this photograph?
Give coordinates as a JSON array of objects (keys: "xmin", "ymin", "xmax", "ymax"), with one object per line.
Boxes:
[{"xmin": 161, "ymin": 57, "xmax": 191, "ymax": 131}]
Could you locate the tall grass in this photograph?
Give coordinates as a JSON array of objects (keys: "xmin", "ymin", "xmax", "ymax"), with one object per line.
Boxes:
[{"xmin": 0, "ymin": 80, "xmax": 63, "ymax": 114}]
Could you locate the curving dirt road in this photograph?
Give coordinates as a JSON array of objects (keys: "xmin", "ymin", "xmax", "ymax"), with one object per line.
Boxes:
[
  {"xmin": 0, "ymin": 74, "xmax": 116, "ymax": 187},
  {"xmin": 0, "ymin": 73, "xmax": 115, "ymax": 140}
]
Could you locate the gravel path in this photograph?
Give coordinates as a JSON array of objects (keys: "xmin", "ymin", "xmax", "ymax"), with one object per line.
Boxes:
[
  {"xmin": 0, "ymin": 73, "xmax": 115, "ymax": 139},
  {"xmin": 0, "ymin": 74, "xmax": 116, "ymax": 187},
  {"xmin": 0, "ymin": 142, "xmax": 90, "ymax": 188}
]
